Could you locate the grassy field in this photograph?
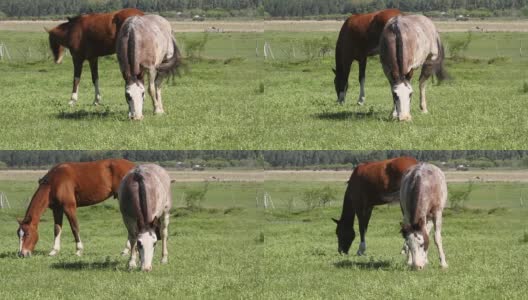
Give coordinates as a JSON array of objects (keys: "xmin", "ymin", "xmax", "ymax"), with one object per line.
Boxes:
[
  {"xmin": 0, "ymin": 28, "xmax": 527, "ymax": 149},
  {"xmin": 0, "ymin": 176, "xmax": 527, "ymax": 298}
]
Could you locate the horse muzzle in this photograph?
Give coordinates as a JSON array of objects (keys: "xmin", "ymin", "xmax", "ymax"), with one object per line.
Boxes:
[
  {"xmin": 129, "ymin": 114, "xmax": 144, "ymax": 121},
  {"xmin": 18, "ymin": 249, "xmax": 31, "ymax": 258},
  {"xmin": 398, "ymin": 114, "xmax": 412, "ymax": 122}
]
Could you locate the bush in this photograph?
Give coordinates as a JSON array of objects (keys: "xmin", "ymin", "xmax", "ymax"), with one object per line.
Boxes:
[
  {"xmin": 183, "ymin": 33, "xmax": 209, "ymax": 59},
  {"xmin": 184, "ymin": 183, "xmax": 209, "ymax": 209},
  {"xmin": 448, "ymin": 182, "xmax": 474, "ymax": 210},
  {"xmin": 447, "ymin": 32, "xmax": 473, "ymax": 58},
  {"xmin": 301, "ymin": 185, "xmax": 338, "ymax": 210}
]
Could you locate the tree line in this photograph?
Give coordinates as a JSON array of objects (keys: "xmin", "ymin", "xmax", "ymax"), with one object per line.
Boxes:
[
  {"xmin": 1, "ymin": 0, "xmax": 527, "ymax": 18},
  {"xmin": 1, "ymin": 151, "xmax": 528, "ymax": 169}
]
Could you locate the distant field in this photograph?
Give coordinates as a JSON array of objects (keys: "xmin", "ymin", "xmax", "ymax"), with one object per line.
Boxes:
[{"xmin": 0, "ymin": 178, "xmax": 526, "ymax": 298}]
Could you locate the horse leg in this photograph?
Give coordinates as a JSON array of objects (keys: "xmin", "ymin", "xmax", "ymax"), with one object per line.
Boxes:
[
  {"xmin": 425, "ymin": 219, "xmax": 434, "ymax": 265},
  {"xmin": 155, "ymin": 75, "xmax": 165, "ymax": 115},
  {"xmin": 357, "ymin": 206, "xmax": 373, "ymax": 256},
  {"xmin": 357, "ymin": 58, "xmax": 367, "ymax": 105},
  {"xmin": 49, "ymin": 206, "xmax": 64, "ymax": 256},
  {"xmin": 419, "ymin": 64, "xmax": 434, "ymax": 113},
  {"xmin": 160, "ymin": 211, "xmax": 170, "ymax": 264},
  {"xmin": 64, "ymin": 204, "xmax": 83, "ymax": 256},
  {"xmin": 433, "ymin": 211, "xmax": 448, "ymax": 268},
  {"xmin": 89, "ymin": 58, "xmax": 101, "ymax": 105},
  {"xmin": 69, "ymin": 58, "xmax": 83, "ymax": 105},
  {"xmin": 148, "ymin": 69, "xmax": 164, "ymax": 115},
  {"xmin": 128, "ymin": 235, "xmax": 138, "ymax": 270},
  {"xmin": 121, "ymin": 239, "xmax": 131, "ymax": 256}
]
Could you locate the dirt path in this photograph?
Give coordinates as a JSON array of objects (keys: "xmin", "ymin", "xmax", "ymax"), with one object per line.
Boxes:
[
  {"xmin": 0, "ymin": 169, "xmax": 526, "ymax": 183},
  {"xmin": 1, "ymin": 19, "xmax": 527, "ymax": 33}
]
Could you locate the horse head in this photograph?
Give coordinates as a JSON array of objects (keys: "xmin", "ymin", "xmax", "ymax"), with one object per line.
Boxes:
[
  {"xmin": 332, "ymin": 218, "xmax": 355, "ymax": 255},
  {"xmin": 46, "ymin": 26, "xmax": 66, "ymax": 64},
  {"xmin": 16, "ymin": 216, "xmax": 38, "ymax": 258},
  {"xmin": 125, "ymin": 78, "xmax": 146, "ymax": 121},
  {"xmin": 332, "ymin": 68, "xmax": 348, "ymax": 104},
  {"xmin": 392, "ymin": 81, "xmax": 413, "ymax": 121},
  {"xmin": 137, "ymin": 219, "xmax": 160, "ymax": 272},
  {"xmin": 400, "ymin": 219, "xmax": 429, "ymax": 270}
]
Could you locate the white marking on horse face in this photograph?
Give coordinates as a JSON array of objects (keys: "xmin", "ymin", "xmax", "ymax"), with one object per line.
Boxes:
[
  {"xmin": 407, "ymin": 232, "xmax": 427, "ymax": 269},
  {"xmin": 125, "ymin": 83, "xmax": 145, "ymax": 120},
  {"xmin": 18, "ymin": 229, "xmax": 24, "ymax": 253},
  {"xmin": 393, "ymin": 82, "xmax": 413, "ymax": 121},
  {"xmin": 137, "ymin": 230, "xmax": 157, "ymax": 272}
]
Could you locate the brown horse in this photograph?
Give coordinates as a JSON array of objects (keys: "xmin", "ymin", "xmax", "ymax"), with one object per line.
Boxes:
[
  {"xmin": 400, "ymin": 163, "xmax": 448, "ymax": 270},
  {"xmin": 17, "ymin": 158, "xmax": 135, "ymax": 257},
  {"xmin": 333, "ymin": 9, "xmax": 401, "ymax": 105},
  {"xmin": 46, "ymin": 8, "xmax": 144, "ymax": 106},
  {"xmin": 332, "ymin": 156, "xmax": 418, "ymax": 255}
]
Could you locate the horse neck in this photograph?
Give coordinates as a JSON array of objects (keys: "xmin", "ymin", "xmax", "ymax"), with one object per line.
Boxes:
[
  {"xmin": 339, "ymin": 184, "xmax": 356, "ymax": 221},
  {"xmin": 23, "ymin": 184, "xmax": 51, "ymax": 226}
]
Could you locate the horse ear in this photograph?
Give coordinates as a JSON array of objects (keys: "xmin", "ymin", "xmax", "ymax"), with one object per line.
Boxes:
[
  {"xmin": 331, "ymin": 218, "xmax": 339, "ymax": 224},
  {"xmin": 43, "ymin": 27, "xmax": 50, "ymax": 33},
  {"xmin": 16, "ymin": 217, "xmax": 23, "ymax": 225},
  {"xmin": 67, "ymin": 17, "xmax": 72, "ymax": 22}
]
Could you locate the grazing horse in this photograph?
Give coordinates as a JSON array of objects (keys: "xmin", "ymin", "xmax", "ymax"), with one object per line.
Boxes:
[
  {"xmin": 119, "ymin": 164, "xmax": 172, "ymax": 272},
  {"xmin": 116, "ymin": 15, "xmax": 183, "ymax": 120},
  {"xmin": 333, "ymin": 9, "xmax": 401, "ymax": 105},
  {"xmin": 400, "ymin": 163, "xmax": 448, "ymax": 270},
  {"xmin": 379, "ymin": 15, "xmax": 448, "ymax": 121},
  {"xmin": 16, "ymin": 159, "xmax": 135, "ymax": 257},
  {"xmin": 46, "ymin": 8, "xmax": 144, "ymax": 105},
  {"xmin": 333, "ymin": 156, "xmax": 418, "ymax": 255}
]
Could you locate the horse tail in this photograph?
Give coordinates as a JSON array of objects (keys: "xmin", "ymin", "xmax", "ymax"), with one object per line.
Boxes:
[
  {"xmin": 391, "ymin": 17, "xmax": 405, "ymax": 81},
  {"xmin": 127, "ymin": 27, "xmax": 137, "ymax": 80},
  {"xmin": 133, "ymin": 169, "xmax": 149, "ymax": 228},
  {"xmin": 433, "ymin": 38, "xmax": 450, "ymax": 83},
  {"xmin": 156, "ymin": 36, "xmax": 185, "ymax": 83}
]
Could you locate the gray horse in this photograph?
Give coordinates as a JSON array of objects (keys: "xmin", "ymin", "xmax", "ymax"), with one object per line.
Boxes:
[
  {"xmin": 116, "ymin": 15, "xmax": 183, "ymax": 120},
  {"xmin": 379, "ymin": 15, "xmax": 448, "ymax": 121},
  {"xmin": 118, "ymin": 164, "xmax": 172, "ymax": 272},
  {"xmin": 400, "ymin": 163, "xmax": 448, "ymax": 270}
]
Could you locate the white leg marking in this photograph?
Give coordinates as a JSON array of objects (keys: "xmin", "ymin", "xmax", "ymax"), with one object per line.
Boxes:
[
  {"xmin": 49, "ymin": 227, "xmax": 62, "ymax": 256},
  {"xmin": 93, "ymin": 79, "xmax": 101, "ymax": 105},
  {"xmin": 69, "ymin": 77, "xmax": 80, "ymax": 105},
  {"xmin": 419, "ymin": 80, "xmax": 428, "ymax": 113},
  {"xmin": 75, "ymin": 241, "xmax": 84, "ymax": 256},
  {"xmin": 121, "ymin": 240, "xmax": 131, "ymax": 256},
  {"xmin": 357, "ymin": 241, "xmax": 366, "ymax": 256},
  {"xmin": 357, "ymin": 77, "xmax": 366, "ymax": 105}
]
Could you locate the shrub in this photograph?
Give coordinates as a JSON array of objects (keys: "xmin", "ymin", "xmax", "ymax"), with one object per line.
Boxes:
[
  {"xmin": 449, "ymin": 182, "xmax": 474, "ymax": 210},
  {"xmin": 183, "ymin": 33, "xmax": 209, "ymax": 59},
  {"xmin": 447, "ymin": 32, "xmax": 473, "ymax": 58},
  {"xmin": 301, "ymin": 185, "xmax": 338, "ymax": 210},
  {"xmin": 184, "ymin": 183, "xmax": 209, "ymax": 209}
]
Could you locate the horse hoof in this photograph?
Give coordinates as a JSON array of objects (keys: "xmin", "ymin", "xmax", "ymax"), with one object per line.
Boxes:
[
  {"xmin": 357, "ymin": 98, "xmax": 365, "ymax": 106},
  {"xmin": 75, "ymin": 250, "xmax": 83, "ymax": 257},
  {"xmin": 49, "ymin": 250, "xmax": 59, "ymax": 256},
  {"xmin": 68, "ymin": 100, "xmax": 76, "ymax": 106},
  {"xmin": 161, "ymin": 257, "xmax": 168, "ymax": 264},
  {"xmin": 154, "ymin": 110, "xmax": 165, "ymax": 115}
]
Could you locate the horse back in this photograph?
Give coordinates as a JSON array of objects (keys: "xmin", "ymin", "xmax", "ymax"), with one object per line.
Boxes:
[
  {"xmin": 347, "ymin": 157, "xmax": 417, "ymax": 206},
  {"xmin": 46, "ymin": 159, "xmax": 134, "ymax": 207}
]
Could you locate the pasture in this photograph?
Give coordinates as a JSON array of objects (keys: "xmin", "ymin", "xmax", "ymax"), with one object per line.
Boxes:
[
  {"xmin": 0, "ymin": 23, "xmax": 526, "ymax": 149},
  {"xmin": 0, "ymin": 173, "xmax": 527, "ymax": 298}
]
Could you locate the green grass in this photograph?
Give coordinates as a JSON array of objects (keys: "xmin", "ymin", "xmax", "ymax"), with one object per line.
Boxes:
[
  {"xmin": 1, "ymin": 179, "xmax": 527, "ymax": 298},
  {"xmin": 0, "ymin": 31, "xmax": 527, "ymax": 149}
]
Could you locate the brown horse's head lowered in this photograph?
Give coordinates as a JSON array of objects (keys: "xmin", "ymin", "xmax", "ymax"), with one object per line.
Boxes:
[
  {"xmin": 333, "ymin": 156, "xmax": 418, "ymax": 256},
  {"xmin": 16, "ymin": 159, "xmax": 135, "ymax": 258}
]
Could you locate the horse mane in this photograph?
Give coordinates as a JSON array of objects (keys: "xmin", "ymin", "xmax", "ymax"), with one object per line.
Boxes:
[
  {"xmin": 390, "ymin": 17, "xmax": 405, "ymax": 82},
  {"xmin": 156, "ymin": 36, "xmax": 184, "ymax": 83},
  {"xmin": 133, "ymin": 168, "xmax": 149, "ymax": 229}
]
